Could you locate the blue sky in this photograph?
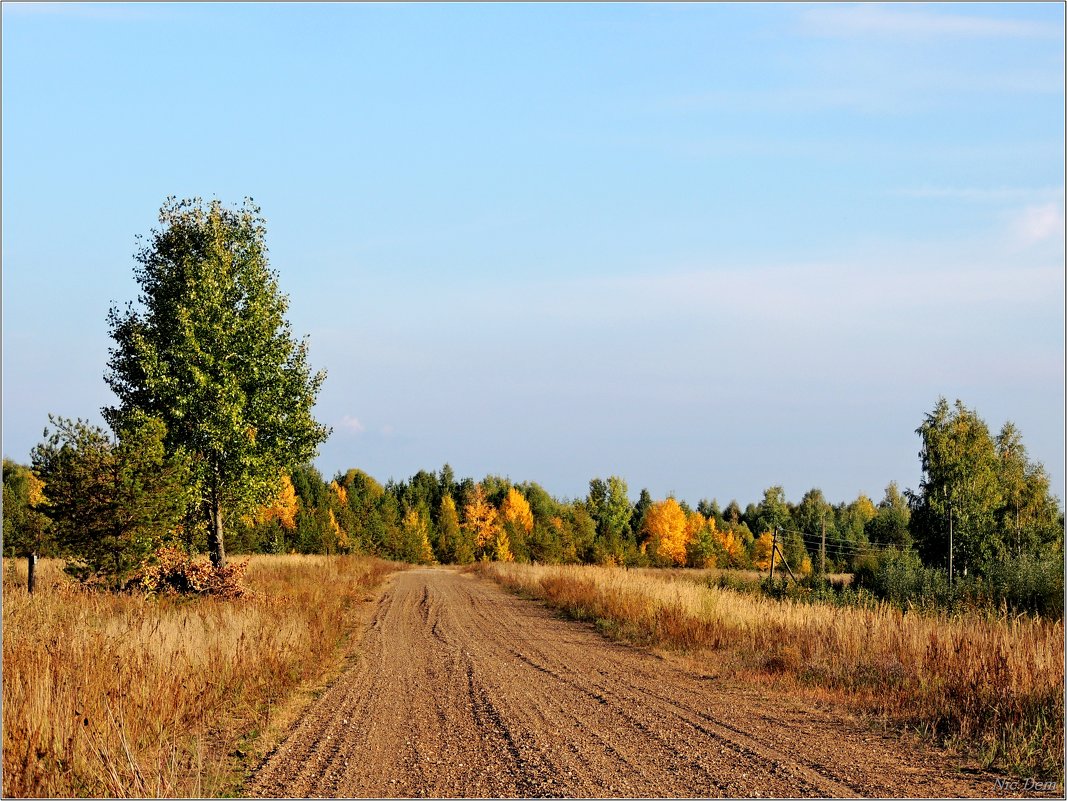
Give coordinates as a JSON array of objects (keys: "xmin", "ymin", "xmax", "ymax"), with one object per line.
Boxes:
[{"xmin": 3, "ymin": 2, "xmax": 1064, "ymax": 507}]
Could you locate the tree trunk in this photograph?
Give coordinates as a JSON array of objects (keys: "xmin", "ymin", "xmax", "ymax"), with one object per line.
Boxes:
[
  {"xmin": 27, "ymin": 551, "xmax": 37, "ymax": 594},
  {"xmin": 209, "ymin": 489, "xmax": 226, "ymax": 568}
]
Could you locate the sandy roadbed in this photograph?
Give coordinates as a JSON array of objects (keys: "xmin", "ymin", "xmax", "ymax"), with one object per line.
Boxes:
[{"xmin": 247, "ymin": 567, "xmax": 996, "ymax": 798}]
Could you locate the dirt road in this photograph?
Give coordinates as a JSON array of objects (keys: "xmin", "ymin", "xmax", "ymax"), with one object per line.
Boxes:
[{"xmin": 247, "ymin": 568, "xmax": 994, "ymax": 798}]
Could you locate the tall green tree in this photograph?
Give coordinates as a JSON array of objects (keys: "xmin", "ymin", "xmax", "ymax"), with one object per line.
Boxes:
[
  {"xmin": 865, "ymin": 482, "xmax": 911, "ymax": 550},
  {"xmin": 104, "ymin": 198, "xmax": 329, "ymax": 567},
  {"xmin": 752, "ymin": 486, "xmax": 792, "ymax": 535},
  {"xmin": 32, "ymin": 415, "xmax": 193, "ymax": 588},
  {"xmin": 908, "ymin": 398, "xmax": 1004, "ymax": 574},
  {"xmin": 793, "ymin": 488, "xmax": 832, "ymax": 540},
  {"xmin": 587, "ymin": 476, "xmax": 633, "ymax": 561},
  {"xmin": 630, "ymin": 488, "xmax": 654, "ymax": 541},
  {"xmin": 793, "ymin": 488, "xmax": 834, "ymax": 572}
]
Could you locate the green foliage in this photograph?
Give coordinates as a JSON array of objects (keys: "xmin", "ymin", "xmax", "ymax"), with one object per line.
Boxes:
[
  {"xmin": 779, "ymin": 529, "xmax": 810, "ymax": 574},
  {"xmin": 31, "ymin": 415, "xmax": 194, "ymax": 589},
  {"xmin": 866, "ymin": 482, "xmax": 912, "ymax": 549},
  {"xmin": 908, "ymin": 397, "xmax": 1061, "ymax": 576},
  {"xmin": 436, "ymin": 494, "xmax": 473, "ymax": 564},
  {"xmin": 630, "ymin": 488, "xmax": 653, "ymax": 541},
  {"xmin": 560, "ymin": 503, "xmax": 597, "ymax": 563},
  {"xmin": 480, "ymin": 474, "xmax": 512, "ymax": 506},
  {"xmin": 104, "ymin": 197, "xmax": 329, "ymax": 567},
  {"xmin": 793, "ymin": 488, "xmax": 832, "ymax": 542},
  {"xmin": 852, "ymin": 547, "xmax": 1064, "ymax": 618},
  {"xmin": 994, "ymin": 423, "xmax": 1062, "ymax": 556},
  {"xmin": 685, "ymin": 522, "xmax": 725, "ymax": 568},
  {"xmin": 752, "ymin": 486, "xmax": 792, "ymax": 535},
  {"xmin": 909, "ymin": 398, "xmax": 1003, "ymax": 573},
  {"xmin": 2, "ymin": 459, "xmax": 53, "ymax": 559},
  {"xmin": 587, "ymin": 476, "xmax": 633, "ymax": 540},
  {"xmin": 696, "ymin": 498, "xmax": 723, "ymax": 527}
]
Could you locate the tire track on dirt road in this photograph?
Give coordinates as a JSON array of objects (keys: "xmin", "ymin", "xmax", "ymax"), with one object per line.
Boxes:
[{"xmin": 247, "ymin": 567, "xmax": 994, "ymax": 798}]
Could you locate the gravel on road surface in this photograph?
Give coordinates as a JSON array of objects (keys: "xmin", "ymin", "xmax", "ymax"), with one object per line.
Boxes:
[{"xmin": 247, "ymin": 567, "xmax": 996, "ymax": 798}]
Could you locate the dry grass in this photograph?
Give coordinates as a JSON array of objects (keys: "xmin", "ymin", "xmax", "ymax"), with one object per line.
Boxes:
[
  {"xmin": 2, "ymin": 554, "xmax": 395, "ymax": 798},
  {"xmin": 478, "ymin": 562, "xmax": 1065, "ymax": 780}
]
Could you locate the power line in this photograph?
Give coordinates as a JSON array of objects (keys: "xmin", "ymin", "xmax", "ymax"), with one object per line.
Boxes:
[{"xmin": 777, "ymin": 528, "xmax": 893, "ymax": 556}]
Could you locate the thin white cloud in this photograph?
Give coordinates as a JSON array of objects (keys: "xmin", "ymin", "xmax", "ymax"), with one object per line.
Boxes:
[
  {"xmin": 597, "ymin": 261, "xmax": 1063, "ymax": 323},
  {"xmin": 338, "ymin": 415, "xmax": 365, "ymax": 434},
  {"xmin": 896, "ymin": 186, "xmax": 1065, "ymax": 203},
  {"xmin": 799, "ymin": 5, "xmax": 1062, "ymax": 40},
  {"xmin": 1012, "ymin": 202, "xmax": 1066, "ymax": 246}
]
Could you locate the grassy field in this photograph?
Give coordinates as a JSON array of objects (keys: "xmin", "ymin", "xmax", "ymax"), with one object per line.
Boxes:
[
  {"xmin": 2, "ymin": 554, "xmax": 394, "ymax": 798},
  {"xmin": 477, "ymin": 562, "xmax": 1064, "ymax": 780}
]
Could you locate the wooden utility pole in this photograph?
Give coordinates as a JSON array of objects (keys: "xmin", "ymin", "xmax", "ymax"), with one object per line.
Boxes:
[
  {"xmin": 769, "ymin": 526, "xmax": 777, "ymax": 581},
  {"xmin": 27, "ymin": 552, "xmax": 37, "ymax": 595},
  {"xmin": 774, "ymin": 542, "xmax": 798, "ymax": 583},
  {"xmin": 948, "ymin": 500, "xmax": 954, "ymax": 585},
  {"xmin": 820, "ymin": 515, "xmax": 826, "ymax": 576}
]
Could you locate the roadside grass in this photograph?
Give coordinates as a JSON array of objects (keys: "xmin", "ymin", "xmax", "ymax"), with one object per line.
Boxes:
[
  {"xmin": 2, "ymin": 554, "xmax": 395, "ymax": 798},
  {"xmin": 476, "ymin": 562, "xmax": 1064, "ymax": 781}
]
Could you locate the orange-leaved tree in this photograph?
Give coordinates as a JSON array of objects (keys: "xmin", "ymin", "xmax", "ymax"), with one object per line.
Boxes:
[
  {"xmin": 401, "ymin": 507, "xmax": 436, "ymax": 565},
  {"xmin": 500, "ymin": 487, "xmax": 534, "ymax": 534},
  {"xmin": 752, "ymin": 531, "xmax": 775, "ymax": 571},
  {"xmin": 715, "ymin": 526, "xmax": 747, "ymax": 568},
  {"xmin": 641, "ymin": 498, "xmax": 689, "ymax": 566},
  {"xmin": 499, "ymin": 487, "xmax": 533, "ymax": 562},
  {"xmin": 463, "ymin": 485, "xmax": 502, "ymax": 560},
  {"xmin": 438, "ymin": 494, "xmax": 474, "ymax": 564},
  {"xmin": 256, "ymin": 472, "xmax": 299, "ymax": 531}
]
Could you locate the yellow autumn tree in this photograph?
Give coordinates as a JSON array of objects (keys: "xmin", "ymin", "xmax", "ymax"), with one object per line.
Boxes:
[
  {"xmin": 685, "ymin": 510, "xmax": 706, "ymax": 542},
  {"xmin": 489, "ymin": 527, "xmax": 514, "ymax": 562},
  {"xmin": 716, "ymin": 527, "xmax": 746, "ymax": 567},
  {"xmin": 642, "ymin": 498, "xmax": 689, "ymax": 566},
  {"xmin": 330, "ymin": 479, "xmax": 349, "ymax": 508},
  {"xmin": 463, "ymin": 485, "xmax": 501, "ymax": 560},
  {"xmin": 256, "ymin": 472, "xmax": 299, "ymax": 531},
  {"xmin": 752, "ymin": 531, "xmax": 775, "ymax": 571},
  {"xmin": 685, "ymin": 513, "xmax": 718, "ymax": 569},
  {"xmin": 402, "ymin": 507, "xmax": 436, "ymax": 565},
  {"xmin": 26, "ymin": 472, "xmax": 46, "ymax": 508},
  {"xmin": 500, "ymin": 487, "xmax": 534, "ymax": 534},
  {"xmin": 327, "ymin": 509, "xmax": 351, "ymax": 553}
]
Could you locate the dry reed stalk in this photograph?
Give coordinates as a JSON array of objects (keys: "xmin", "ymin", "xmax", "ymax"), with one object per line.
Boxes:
[{"xmin": 2, "ymin": 555, "xmax": 393, "ymax": 798}]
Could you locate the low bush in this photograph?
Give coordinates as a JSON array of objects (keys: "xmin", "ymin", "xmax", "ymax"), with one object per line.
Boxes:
[
  {"xmin": 854, "ymin": 548, "xmax": 1064, "ymax": 618},
  {"xmin": 135, "ymin": 545, "xmax": 250, "ymax": 599}
]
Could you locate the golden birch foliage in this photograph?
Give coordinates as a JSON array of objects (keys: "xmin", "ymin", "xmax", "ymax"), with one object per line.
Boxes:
[
  {"xmin": 463, "ymin": 486, "xmax": 501, "ymax": 555},
  {"xmin": 642, "ymin": 498, "xmax": 689, "ymax": 566},
  {"xmin": 26, "ymin": 473, "xmax": 46, "ymax": 507},
  {"xmin": 717, "ymin": 527, "xmax": 746, "ymax": 566},
  {"xmin": 402, "ymin": 508, "xmax": 436, "ymax": 565},
  {"xmin": 328, "ymin": 509, "xmax": 351, "ymax": 552},
  {"xmin": 256, "ymin": 473, "xmax": 299, "ymax": 531},
  {"xmin": 685, "ymin": 511, "xmax": 706, "ymax": 542},
  {"xmin": 753, "ymin": 531, "xmax": 775, "ymax": 571},
  {"xmin": 853, "ymin": 493, "xmax": 876, "ymax": 522},
  {"xmin": 491, "ymin": 527, "xmax": 514, "ymax": 563},
  {"xmin": 330, "ymin": 480, "xmax": 349, "ymax": 507},
  {"xmin": 500, "ymin": 487, "xmax": 534, "ymax": 534}
]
